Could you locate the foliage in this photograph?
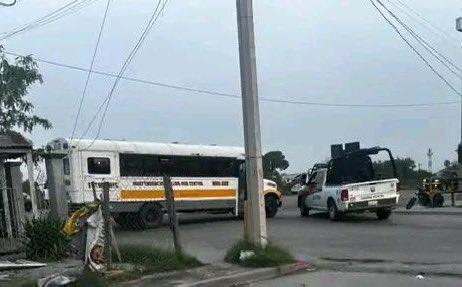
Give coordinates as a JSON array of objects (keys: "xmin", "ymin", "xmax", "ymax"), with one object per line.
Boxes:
[
  {"xmin": 115, "ymin": 244, "xmax": 202, "ymax": 273},
  {"xmin": 0, "ymin": 47, "xmax": 51, "ymax": 132},
  {"xmin": 263, "ymin": 151, "xmax": 290, "ymax": 193},
  {"xmin": 23, "ymin": 217, "xmax": 70, "ymax": 261},
  {"xmin": 373, "ymin": 157, "xmax": 432, "ymax": 188},
  {"xmin": 225, "ymin": 240, "xmax": 295, "ymax": 268}
]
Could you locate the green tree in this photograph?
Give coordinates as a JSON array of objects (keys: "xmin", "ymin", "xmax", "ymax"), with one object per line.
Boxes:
[
  {"xmin": 263, "ymin": 151, "xmax": 290, "ymax": 193},
  {"xmin": 0, "ymin": 47, "xmax": 51, "ymax": 132},
  {"xmin": 373, "ymin": 157, "xmax": 432, "ymax": 188},
  {"xmin": 263, "ymin": 151, "xmax": 289, "ymax": 179}
]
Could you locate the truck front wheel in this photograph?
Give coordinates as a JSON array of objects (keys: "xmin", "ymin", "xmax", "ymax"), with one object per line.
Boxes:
[{"xmin": 299, "ymin": 196, "xmax": 310, "ymax": 217}]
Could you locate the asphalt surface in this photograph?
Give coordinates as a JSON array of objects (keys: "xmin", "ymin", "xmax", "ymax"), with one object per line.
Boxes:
[
  {"xmin": 117, "ymin": 195, "xmax": 462, "ymax": 266},
  {"xmin": 250, "ymin": 271, "xmax": 462, "ymax": 287}
]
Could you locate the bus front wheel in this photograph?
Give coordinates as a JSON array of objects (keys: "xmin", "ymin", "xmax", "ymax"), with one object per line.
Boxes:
[{"xmin": 265, "ymin": 195, "xmax": 279, "ymax": 218}]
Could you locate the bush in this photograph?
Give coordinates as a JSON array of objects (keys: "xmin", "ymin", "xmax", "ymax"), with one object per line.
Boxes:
[
  {"xmin": 23, "ymin": 217, "xmax": 70, "ymax": 261},
  {"xmin": 115, "ymin": 244, "xmax": 202, "ymax": 273},
  {"xmin": 225, "ymin": 240, "xmax": 295, "ymax": 267}
]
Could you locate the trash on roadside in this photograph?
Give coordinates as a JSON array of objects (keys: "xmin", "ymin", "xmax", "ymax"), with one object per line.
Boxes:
[
  {"xmin": 416, "ymin": 274, "xmax": 425, "ymax": 280},
  {"xmin": 37, "ymin": 274, "xmax": 76, "ymax": 287},
  {"xmin": 239, "ymin": 250, "xmax": 255, "ymax": 261}
]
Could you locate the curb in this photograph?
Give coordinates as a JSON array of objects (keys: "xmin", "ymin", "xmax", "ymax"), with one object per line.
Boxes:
[
  {"xmin": 180, "ymin": 261, "xmax": 311, "ymax": 287},
  {"xmin": 394, "ymin": 209, "xmax": 462, "ymax": 216},
  {"xmin": 312, "ymin": 260, "xmax": 462, "ymax": 279}
]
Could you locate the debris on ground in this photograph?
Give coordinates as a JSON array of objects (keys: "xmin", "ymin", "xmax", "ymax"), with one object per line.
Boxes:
[
  {"xmin": 239, "ymin": 250, "xmax": 256, "ymax": 261},
  {"xmin": 37, "ymin": 274, "xmax": 77, "ymax": 287}
]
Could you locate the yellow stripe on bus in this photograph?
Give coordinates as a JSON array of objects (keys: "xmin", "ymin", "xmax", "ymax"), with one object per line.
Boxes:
[{"xmin": 120, "ymin": 189, "xmax": 237, "ymax": 200}]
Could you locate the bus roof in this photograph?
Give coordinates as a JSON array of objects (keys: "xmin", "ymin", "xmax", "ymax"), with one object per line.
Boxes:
[{"xmin": 47, "ymin": 138, "xmax": 246, "ymax": 159}]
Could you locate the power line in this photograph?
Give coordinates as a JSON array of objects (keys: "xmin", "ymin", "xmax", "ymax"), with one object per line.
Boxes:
[
  {"xmin": 369, "ymin": 0, "xmax": 461, "ymax": 97},
  {"xmin": 81, "ymin": 0, "xmax": 170, "ymax": 147},
  {"xmin": 0, "ymin": 0, "xmax": 99, "ymax": 41},
  {"xmin": 0, "ymin": 0, "xmax": 16, "ymax": 7},
  {"xmin": 377, "ymin": 0, "xmax": 461, "ymax": 77},
  {"xmin": 4, "ymin": 50, "xmax": 460, "ymax": 108},
  {"xmin": 390, "ymin": 0, "xmax": 459, "ymax": 44},
  {"xmin": 70, "ymin": 0, "xmax": 111, "ymax": 141}
]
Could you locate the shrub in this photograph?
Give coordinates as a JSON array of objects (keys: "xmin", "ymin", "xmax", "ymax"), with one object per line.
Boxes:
[
  {"xmin": 225, "ymin": 240, "xmax": 295, "ymax": 267},
  {"xmin": 115, "ymin": 244, "xmax": 202, "ymax": 273},
  {"xmin": 23, "ymin": 217, "xmax": 70, "ymax": 261}
]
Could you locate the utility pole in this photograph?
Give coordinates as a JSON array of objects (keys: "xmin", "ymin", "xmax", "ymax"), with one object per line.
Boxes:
[
  {"xmin": 456, "ymin": 17, "xmax": 462, "ymax": 163},
  {"xmin": 236, "ymin": 0, "xmax": 267, "ymax": 247},
  {"xmin": 427, "ymin": 148, "xmax": 433, "ymax": 173}
]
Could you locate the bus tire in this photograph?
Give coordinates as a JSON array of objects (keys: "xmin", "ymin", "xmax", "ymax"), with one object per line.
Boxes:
[
  {"xmin": 115, "ymin": 213, "xmax": 131, "ymax": 230},
  {"xmin": 265, "ymin": 194, "xmax": 279, "ymax": 218},
  {"xmin": 137, "ymin": 203, "xmax": 164, "ymax": 229}
]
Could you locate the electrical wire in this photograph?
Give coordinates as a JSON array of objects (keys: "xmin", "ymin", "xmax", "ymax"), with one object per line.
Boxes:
[
  {"xmin": 377, "ymin": 0, "xmax": 461, "ymax": 77},
  {"xmin": 70, "ymin": 0, "xmax": 111, "ymax": 142},
  {"xmin": 369, "ymin": 0, "xmax": 461, "ymax": 97},
  {"xmin": 389, "ymin": 0, "xmax": 459, "ymax": 44},
  {"xmin": 0, "ymin": 0, "xmax": 99, "ymax": 41},
  {"xmin": 3, "ymin": 50, "xmax": 459, "ymax": 108},
  {"xmin": 81, "ymin": 0, "xmax": 169, "ymax": 148}
]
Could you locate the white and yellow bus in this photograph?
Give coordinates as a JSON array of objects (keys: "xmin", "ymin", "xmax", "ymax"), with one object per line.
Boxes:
[{"xmin": 46, "ymin": 138, "xmax": 282, "ymax": 229}]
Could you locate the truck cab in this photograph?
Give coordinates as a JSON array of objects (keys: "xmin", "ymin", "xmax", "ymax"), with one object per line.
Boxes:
[{"xmin": 298, "ymin": 143, "xmax": 400, "ymax": 221}]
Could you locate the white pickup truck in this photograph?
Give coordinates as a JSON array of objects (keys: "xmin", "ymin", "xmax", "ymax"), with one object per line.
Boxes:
[{"xmin": 298, "ymin": 146, "xmax": 400, "ymax": 221}]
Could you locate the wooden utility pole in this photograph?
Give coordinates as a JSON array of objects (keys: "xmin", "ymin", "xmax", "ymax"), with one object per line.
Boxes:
[
  {"xmin": 236, "ymin": 0, "xmax": 267, "ymax": 247},
  {"xmin": 163, "ymin": 175, "xmax": 182, "ymax": 254},
  {"xmin": 101, "ymin": 182, "xmax": 112, "ymax": 270}
]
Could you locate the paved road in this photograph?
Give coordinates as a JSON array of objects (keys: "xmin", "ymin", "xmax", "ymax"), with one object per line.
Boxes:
[
  {"xmin": 117, "ymin": 195, "xmax": 462, "ymax": 266},
  {"xmin": 250, "ymin": 271, "xmax": 462, "ymax": 287}
]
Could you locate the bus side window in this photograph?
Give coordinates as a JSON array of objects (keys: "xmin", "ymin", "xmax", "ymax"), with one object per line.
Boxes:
[
  {"xmin": 63, "ymin": 158, "xmax": 70, "ymax": 175},
  {"xmin": 88, "ymin": 157, "xmax": 111, "ymax": 174}
]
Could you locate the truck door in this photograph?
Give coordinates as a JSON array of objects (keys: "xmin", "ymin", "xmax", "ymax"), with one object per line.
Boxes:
[{"xmin": 307, "ymin": 170, "xmax": 327, "ymax": 209}]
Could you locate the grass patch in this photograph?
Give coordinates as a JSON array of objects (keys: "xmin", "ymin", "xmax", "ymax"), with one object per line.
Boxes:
[
  {"xmin": 115, "ymin": 244, "xmax": 202, "ymax": 274},
  {"xmin": 225, "ymin": 240, "xmax": 295, "ymax": 268},
  {"xmin": 23, "ymin": 217, "xmax": 70, "ymax": 261}
]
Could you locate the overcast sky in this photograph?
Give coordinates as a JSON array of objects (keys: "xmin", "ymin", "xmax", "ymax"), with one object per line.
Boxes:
[{"xmin": 1, "ymin": 0, "xmax": 461, "ymax": 172}]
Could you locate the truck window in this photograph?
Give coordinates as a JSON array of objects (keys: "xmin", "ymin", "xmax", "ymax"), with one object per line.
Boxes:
[{"xmin": 88, "ymin": 157, "xmax": 111, "ymax": 174}]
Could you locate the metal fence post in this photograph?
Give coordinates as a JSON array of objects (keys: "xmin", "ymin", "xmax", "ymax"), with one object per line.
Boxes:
[
  {"xmin": 163, "ymin": 175, "xmax": 182, "ymax": 254},
  {"xmin": 101, "ymin": 182, "xmax": 112, "ymax": 270}
]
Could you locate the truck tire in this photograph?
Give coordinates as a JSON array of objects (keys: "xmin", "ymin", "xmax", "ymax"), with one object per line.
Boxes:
[
  {"xmin": 299, "ymin": 197, "xmax": 310, "ymax": 217},
  {"xmin": 265, "ymin": 195, "xmax": 279, "ymax": 218},
  {"xmin": 432, "ymin": 194, "xmax": 444, "ymax": 208},
  {"xmin": 137, "ymin": 203, "xmax": 164, "ymax": 229},
  {"xmin": 376, "ymin": 208, "xmax": 391, "ymax": 220},
  {"xmin": 327, "ymin": 199, "xmax": 341, "ymax": 221}
]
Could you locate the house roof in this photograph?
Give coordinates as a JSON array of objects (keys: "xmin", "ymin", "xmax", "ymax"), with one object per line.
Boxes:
[{"xmin": 0, "ymin": 131, "xmax": 32, "ymax": 150}]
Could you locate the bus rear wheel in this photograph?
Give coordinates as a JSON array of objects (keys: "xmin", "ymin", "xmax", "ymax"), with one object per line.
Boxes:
[{"xmin": 137, "ymin": 203, "xmax": 164, "ymax": 229}]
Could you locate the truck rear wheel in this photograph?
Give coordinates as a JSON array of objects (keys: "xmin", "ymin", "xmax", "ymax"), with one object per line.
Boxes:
[
  {"xmin": 376, "ymin": 208, "xmax": 391, "ymax": 220},
  {"xmin": 328, "ymin": 200, "xmax": 341, "ymax": 221}
]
